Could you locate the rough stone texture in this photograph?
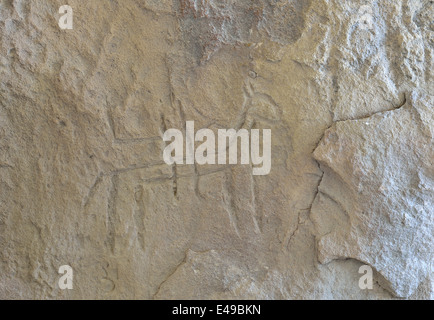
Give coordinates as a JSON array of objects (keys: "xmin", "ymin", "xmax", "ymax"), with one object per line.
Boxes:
[
  {"xmin": 0, "ymin": 0, "xmax": 432, "ymax": 299},
  {"xmin": 313, "ymin": 91, "xmax": 433, "ymax": 298}
]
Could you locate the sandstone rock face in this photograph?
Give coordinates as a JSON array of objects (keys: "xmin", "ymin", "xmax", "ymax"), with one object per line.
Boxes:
[
  {"xmin": 0, "ymin": 0, "xmax": 432, "ymax": 299},
  {"xmin": 313, "ymin": 91, "xmax": 433, "ymax": 298}
]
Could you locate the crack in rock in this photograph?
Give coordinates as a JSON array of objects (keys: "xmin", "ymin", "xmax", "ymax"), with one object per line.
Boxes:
[{"xmin": 311, "ymin": 90, "xmax": 433, "ymax": 298}]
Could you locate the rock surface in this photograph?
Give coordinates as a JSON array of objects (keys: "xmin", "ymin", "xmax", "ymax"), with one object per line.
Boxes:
[
  {"xmin": 313, "ymin": 91, "xmax": 433, "ymax": 298},
  {"xmin": 0, "ymin": 0, "xmax": 432, "ymax": 299}
]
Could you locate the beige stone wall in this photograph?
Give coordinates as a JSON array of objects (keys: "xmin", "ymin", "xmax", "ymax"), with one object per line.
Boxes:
[{"xmin": 0, "ymin": 0, "xmax": 432, "ymax": 299}]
